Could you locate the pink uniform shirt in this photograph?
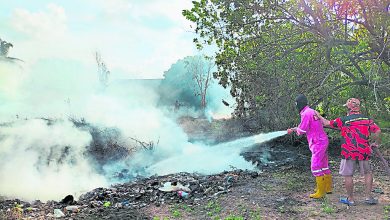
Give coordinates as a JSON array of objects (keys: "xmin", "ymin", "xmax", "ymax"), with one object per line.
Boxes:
[{"xmin": 296, "ymin": 106, "xmax": 328, "ymax": 148}]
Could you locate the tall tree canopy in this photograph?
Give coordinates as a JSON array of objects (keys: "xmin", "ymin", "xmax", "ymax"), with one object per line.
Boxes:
[
  {"xmin": 158, "ymin": 56, "xmax": 203, "ymax": 110},
  {"xmin": 183, "ymin": 0, "xmax": 390, "ymax": 129}
]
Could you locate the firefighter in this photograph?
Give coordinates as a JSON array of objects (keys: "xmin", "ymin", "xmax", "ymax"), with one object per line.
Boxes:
[{"xmin": 287, "ymin": 94, "xmax": 332, "ymax": 199}]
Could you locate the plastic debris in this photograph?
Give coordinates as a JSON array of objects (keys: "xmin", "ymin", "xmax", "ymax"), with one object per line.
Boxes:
[
  {"xmin": 53, "ymin": 209, "xmax": 65, "ymax": 218},
  {"xmin": 65, "ymin": 205, "xmax": 79, "ymax": 213},
  {"xmin": 103, "ymin": 201, "xmax": 111, "ymax": 207},
  {"xmin": 372, "ymin": 188, "xmax": 384, "ymax": 194},
  {"xmin": 177, "ymin": 191, "xmax": 189, "ymax": 199},
  {"xmin": 158, "ymin": 182, "xmax": 191, "ymax": 192}
]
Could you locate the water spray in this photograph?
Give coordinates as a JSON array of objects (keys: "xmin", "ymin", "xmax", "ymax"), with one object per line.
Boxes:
[{"xmin": 213, "ymin": 130, "xmax": 288, "ymax": 149}]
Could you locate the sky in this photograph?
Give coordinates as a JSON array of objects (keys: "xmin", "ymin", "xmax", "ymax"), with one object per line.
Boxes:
[
  {"xmin": 0, "ymin": 1, "xmax": 246, "ymax": 201},
  {"xmin": 0, "ymin": 0, "xmax": 198, "ymax": 79}
]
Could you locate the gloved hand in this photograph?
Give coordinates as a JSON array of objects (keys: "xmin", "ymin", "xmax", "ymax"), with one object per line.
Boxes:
[{"xmin": 287, "ymin": 127, "xmax": 297, "ymax": 134}]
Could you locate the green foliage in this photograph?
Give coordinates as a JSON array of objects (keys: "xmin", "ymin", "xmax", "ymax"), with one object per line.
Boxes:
[
  {"xmin": 225, "ymin": 215, "xmax": 244, "ymax": 220},
  {"xmin": 378, "ymin": 132, "xmax": 390, "ymax": 150},
  {"xmin": 168, "ymin": 204, "xmax": 194, "ymax": 219},
  {"xmin": 171, "ymin": 209, "xmax": 182, "ymax": 218},
  {"xmin": 384, "ymin": 205, "xmax": 390, "ymax": 220},
  {"xmin": 158, "ymin": 56, "xmax": 201, "ymax": 109},
  {"xmin": 184, "ymin": 0, "xmax": 390, "ymax": 130},
  {"xmin": 321, "ymin": 197, "xmax": 335, "ymax": 215},
  {"xmin": 249, "ymin": 208, "xmax": 262, "ymax": 220},
  {"xmin": 158, "ymin": 55, "xmax": 216, "ymax": 111},
  {"xmin": 206, "ymin": 200, "xmax": 222, "ymax": 217},
  {"xmin": 153, "ymin": 217, "xmax": 169, "ymax": 220}
]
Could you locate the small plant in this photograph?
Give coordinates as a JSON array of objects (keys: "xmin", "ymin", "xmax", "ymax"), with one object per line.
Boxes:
[
  {"xmin": 384, "ymin": 205, "xmax": 390, "ymax": 220},
  {"xmin": 168, "ymin": 204, "xmax": 194, "ymax": 219},
  {"xmin": 225, "ymin": 215, "xmax": 244, "ymax": 220},
  {"xmin": 250, "ymin": 208, "xmax": 262, "ymax": 220},
  {"xmin": 170, "ymin": 205, "xmax": 182, "ymax": 218},
  {"xmin": 9, "ymin": 203, "xmax": 24, "ymax": 219},
  {"xmin": 207, "ymin": 200, "xmax": 222, "ymax": 213},
  {"xmin": 205, "ymin": 200, "xmax": 222, "ymax": 218},
  {"xmin": 172, "ymin": 209, "xmax": 182, "ymax": 218},
  {"xmin": 153, "ymin": 217, "xmax": 169, "ymax": 220},
  {"xmin": 321, "ymin": 197, "xmax": 335, "ymax": 214},
  {"xmin": 180, "ymin": 204, "xmax": 193, "ymax": 212},
  {"xmin": 277, "ymin": 205, "xmax": 286, "ymax": 213}
]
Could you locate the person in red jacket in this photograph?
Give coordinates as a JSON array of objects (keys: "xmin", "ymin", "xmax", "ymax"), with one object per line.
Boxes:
[{"xmin": 316, "ymin": 98, "xmax": 381, "ymax": 205}]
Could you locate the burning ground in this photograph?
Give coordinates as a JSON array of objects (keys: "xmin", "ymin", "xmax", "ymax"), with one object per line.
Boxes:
[{"xmin": 0, "ymin": 117, "xmax": 389, "ymax": 219}]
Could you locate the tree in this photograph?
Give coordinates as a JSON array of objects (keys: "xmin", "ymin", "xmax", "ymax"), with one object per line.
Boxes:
[
  {"xmin": 185, "ymin": 56, "xmax": 216, "ymax": 111},
  {"xmin": 95, "ymin": 52, "xmax": 110, "ymax": 90},
  {"xmin": 0, "ymin": 38, "xmax": 13, "ymax": 57},
  {"xmin": 0, "ymin": 37, "xmax": 22, "ymax": 63},
  {"xmin": 183, "ymin": 0, "xmax": 390, "ymax": 129},
  {"xmin": 158, "ymin": 56, "xmax": 217, "ymax": 113},
  {"xmin": 158, "ymin": 56, "xmax": 200, "ymax": 110}
]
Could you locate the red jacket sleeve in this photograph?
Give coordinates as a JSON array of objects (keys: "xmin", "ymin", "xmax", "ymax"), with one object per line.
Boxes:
[
  {"xmin": 369, "ymin": 121, "xmax": 381, "ymax": 133},
  {"xmin": 329, "ymin": 117, "xmax": 342, "ymax": 129}
]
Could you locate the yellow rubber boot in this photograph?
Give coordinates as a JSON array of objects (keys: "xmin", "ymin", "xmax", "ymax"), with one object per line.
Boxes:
[
  {"xmin": 310, "ymin": 176, "xmax": 326, "ymax": 199},
  {"xmin": 324, "ymin": 174, "xmax": 333, "ymax": 194},
  {"xmin": 314, "ymin": 174, "xmax": 333, "ymax": 193}
]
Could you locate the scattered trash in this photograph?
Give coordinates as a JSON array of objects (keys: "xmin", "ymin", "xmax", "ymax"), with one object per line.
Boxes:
[
  {"xmin": 225, "ymin": 175, "xmax": 235, "ymax": 184},
  {"xmin": 0, "ymin": 170, "xmax": 256, "ymax": 219},
  {"xmin": 90, "ymin": 200, "xmax": 102, "ymax": 208},
  {"xmin": 202, "ymin": 187, "xmax": 211, "ymax": 194},
  {"xmin": 212, "ymin": 191, "xmax": 227, "ymax": 197},
  {"xmin": 103, "ymin": 201, "xmax": 111, "ymax": 207},
  {"xmin": 26, "ymin": 207, "xmax": 38, "ymax": 212},
  {"xmin": 158, "ymin": 181, "xmax": 191, "ymax": 192},
  {"xmin": 53, "ymin": 209, "xmax": 65, "ymax": 218},
  {"xmin": 65, "ymin": 205, "xmax": 79, "ymax": 213},
  {"xmin": 61, "ymin": 195, "xmax": 74, "ymax": 205},
  {"xmin": 178, "ymin": 191, "xmax": 189, "ymax": 199},
  {"xmin": 372, "ymin": 188, "xmax": 384, "ymax": 194}
]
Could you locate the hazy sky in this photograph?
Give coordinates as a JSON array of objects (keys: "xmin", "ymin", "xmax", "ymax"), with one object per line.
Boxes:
[{"xmin": 0, "ymin": 0, "xmax": 198, "ymax": 79}]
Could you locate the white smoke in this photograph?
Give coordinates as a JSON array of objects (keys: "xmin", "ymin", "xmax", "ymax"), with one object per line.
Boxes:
[
  {"xmin": 0, "ymin": 57, "xmax": 282, "ymax": 202},
  {"xmin": 143, "ymin": 130, "xmax": 287, "ymax": 175},
  {"xmin": 0, "ymin": 119, "xmax": 107, "ymax": 201}
]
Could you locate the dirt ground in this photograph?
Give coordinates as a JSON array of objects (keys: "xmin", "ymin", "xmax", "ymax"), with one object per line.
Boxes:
[
  {"xmin": 141, "ymin": 155, "xmax": 390, "ymax": 220},
  {"xmin": 1, "ymin": 117, "xmax": 388, "ymax": 220},
  {"xmin": 139, "ymin": 117, "xmax": 390, "ymax": 220}
]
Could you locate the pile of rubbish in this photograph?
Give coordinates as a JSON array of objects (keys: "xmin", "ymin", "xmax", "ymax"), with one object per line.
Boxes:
[{"xmin": 0, "ymin": 169, "xmax": 260, "ymax": 219}]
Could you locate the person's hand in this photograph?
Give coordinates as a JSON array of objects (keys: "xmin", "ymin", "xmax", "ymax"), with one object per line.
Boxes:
[
  {"xmin": 287, "ymin": 127, "xmax": 297, "ymax": 134},
  {"xmin": 370, "ymin": 143, "xmax": 379, "ymax": 148}
]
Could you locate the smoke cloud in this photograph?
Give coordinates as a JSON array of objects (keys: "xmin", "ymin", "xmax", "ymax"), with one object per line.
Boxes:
[
  {"xmin": 145, "ymin": 131, "xmax": 287, "ymax": 175},
  {"xmin": 0, "ymin": 56, "xmax": 280, "ymax": 202},
  {"xmin": 0, "ymin": 119, "xmax": 107, "ymax": 201}
]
